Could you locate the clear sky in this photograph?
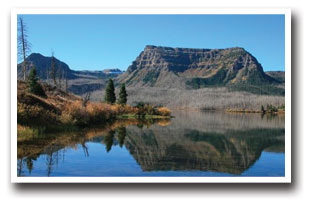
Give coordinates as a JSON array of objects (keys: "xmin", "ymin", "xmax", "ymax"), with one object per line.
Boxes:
[{"xmin": 18, "ymin": 14, "xmax": 285, "ymax": 71}]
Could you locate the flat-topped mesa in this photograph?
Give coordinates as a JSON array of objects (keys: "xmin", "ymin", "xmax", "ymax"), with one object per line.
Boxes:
[
  {"xmin": 143, "ymin": 45, "xmax": 246, "ymax": 53},
  {"xmin": 129, "ymin": 45, "xmax": 249, "ymax": 71},
  {"xmin": 118, "ymin": 45, "xmax": 280, "ymax": 89},
  {"xmin": 145, "ymin": 44, "xmax": 245, "ymax": 51}
]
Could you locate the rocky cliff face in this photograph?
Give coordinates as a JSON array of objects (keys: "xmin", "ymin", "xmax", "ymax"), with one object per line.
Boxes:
[{"xmin": 117, "ymin": 45, "xmax": 278, "ymax": 89}]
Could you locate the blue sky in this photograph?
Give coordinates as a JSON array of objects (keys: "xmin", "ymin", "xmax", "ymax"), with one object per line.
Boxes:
[{"xmin": 18, "ymin": 14, "xmax": 285, "ymax": 71}]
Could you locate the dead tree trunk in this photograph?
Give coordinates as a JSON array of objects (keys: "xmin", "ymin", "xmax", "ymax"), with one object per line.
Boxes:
[
  {"xmin": 50, "ymin": 51, "xmax": 57, "ymax": 87},
  {"xmin": 46, "ymin": 66, "xmax": 49, "ymax": 84},
  {"xmin": 18, "ymin": 17, "xmax": 31, "ymax": 81},
  {"xmin": 82, "ymin": 92, "xmax": 91, "ymax": 107},
  {"xmin": 64, "ymin": 70, "xmax": 68, "ymax": 93}
]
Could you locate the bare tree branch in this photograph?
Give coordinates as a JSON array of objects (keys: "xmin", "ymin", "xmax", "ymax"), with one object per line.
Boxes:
[{"xmin": 82, "ymin": 92, "xmax": 91, "ymax": 107}]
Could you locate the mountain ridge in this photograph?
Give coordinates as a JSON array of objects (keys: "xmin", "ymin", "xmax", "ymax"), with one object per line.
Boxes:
[
  {"xmin": 17, "ymin": 53, "xmax": 121, "ymax": 95},
  {"xmin": 17, "ymin": 53, "xmax": 123, "ymax": 80},
  {"xmin": 17, "ymin": 47, "xmax": 285, "ymax": 96},
  {"xmin": 117, "ymin": 45, "xmax": 280, "ymax": 90}
]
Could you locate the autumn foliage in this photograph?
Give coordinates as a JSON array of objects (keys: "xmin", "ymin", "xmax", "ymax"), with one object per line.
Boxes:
[{"xmin": 17, "ymin": 81, "xmax": 171, "ymax": 129}]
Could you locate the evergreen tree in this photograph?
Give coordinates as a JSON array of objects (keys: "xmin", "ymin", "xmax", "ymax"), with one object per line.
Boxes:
[
  {"xmin": 27, "ymin": 66, "xmax": 46, "ymax": 97},
  {"xmin": 261, "ymin": 105, "xmax": 265, "ymax": 113},
  {"xmin": 118, "ymin": 83, "xmax": 128, "ymax": 105},
  {"xmin": 104, "ymin": 79, "xmax": 116, "ymax": 104}
]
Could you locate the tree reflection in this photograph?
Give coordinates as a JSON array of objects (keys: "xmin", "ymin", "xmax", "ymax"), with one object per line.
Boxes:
[
  {"xmin": 104, "ymin": 130, "xmax": 115, "ymax": 153},
  {"xmin": 26, "ymin": 157, "xmax": 34, "ymax": 174},
  {"xmin": 16, "ymin": 115, "xmax": 285, "ymax": 176},
  {"xmin": 17, "ymin": 158, "xmax": 23, "ymax": 177},
  {"xmin": 116, "ymin": 127, "xmax": 127, "ymax": 148}
]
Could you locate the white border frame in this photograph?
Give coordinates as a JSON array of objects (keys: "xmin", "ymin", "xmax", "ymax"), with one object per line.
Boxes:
[{"xmin": 11, "ymin": 8, "xmax": 291, "ymax": 183}]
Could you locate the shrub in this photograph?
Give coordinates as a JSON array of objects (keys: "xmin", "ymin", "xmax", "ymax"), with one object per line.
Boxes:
[
  {"xmin": 87, "ymin": 102, "xmax": 116, "ymax": 121},
  {"xmin": 156, "ymin": 107, "xmax": 171, "ymax": 116},
  {"xmin": 132, "ymin": 102, "xmax": 171, "ymax": 117},
  {"xmin": 17, "ymin": 124, "xmax": 40, "ymax": 141},
  {"xmin": 61, "ymin": 101, "xmax": 125, "ymax": 126},
  {"xmin": 62, "ymin": 101, "xmax": 90, "ymax": 126},
  {"xmin": 17, "ymin": 102, "xmax": 57, "ymax": 125},
  {"xmin": 266, "ymin": 104, "xmax": 278, "ymax": 113},
  {"xmin": 278, "ymin": 104, "xmax": 285, "ymax": 110}
]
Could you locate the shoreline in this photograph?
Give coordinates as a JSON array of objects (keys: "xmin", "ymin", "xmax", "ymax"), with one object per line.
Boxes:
[
  {"xmin": 17, "ymin": 114, "xmax": 173, "ymax": 136},
  {"xmin": 169, "ymin": 107, "xmax": 285, "ymax": 115},
  {"xmin": 225, "ymin": 109, "xmax": 285, "ymax": 115}
]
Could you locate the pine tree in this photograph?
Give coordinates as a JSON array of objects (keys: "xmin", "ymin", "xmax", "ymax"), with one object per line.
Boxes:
[
  {"xmin": 27, "ymin": 66, "xmax": 46, "ymax": 97},
  {"xmin": 118, "ymin": 83, "xmax": 128, "ymax": 105},
  {"xmin": 104, "ymin": 79, "xmax": 116, "ymax": 104}
]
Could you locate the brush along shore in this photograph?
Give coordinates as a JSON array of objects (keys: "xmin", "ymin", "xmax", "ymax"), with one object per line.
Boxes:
[
  {"xmin": 17, "ymin": 81, "xmax": 171, "ymax": 132},
  {"xmin": 225, "ymin": 104, "xmax": 285, "ymax": 114}
]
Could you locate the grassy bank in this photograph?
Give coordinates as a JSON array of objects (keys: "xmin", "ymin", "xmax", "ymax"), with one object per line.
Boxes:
[{"xmin": 17, "ymin": 81, "xmax": 171, "ymax": 132}]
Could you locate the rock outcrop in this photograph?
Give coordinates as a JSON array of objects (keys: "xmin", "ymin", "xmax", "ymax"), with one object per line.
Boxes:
[{"xmin": 117, "ymin": 45, "xmax": 279, "ymax": 89}]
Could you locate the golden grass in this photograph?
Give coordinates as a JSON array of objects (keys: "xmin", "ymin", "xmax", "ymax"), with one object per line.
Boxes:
[
  {"xmin": 17, "ymin": 102, "xmax": 58, "ymax": 125},
  {"xmin": 59, "ymin": 101, "xmax": 171, "ymax": 127},
  {"xmin": 17, "ymin": 81, "xmax": 172, "ymax": 129},
  {"xmin": 17, "ymin": 124, "xmax": 39, "ymax": 141},
  {"xmin": 225, "ymin": 109, "xmax": 261, "ymax": 113},
  {"xmin": 156, "ymin": 107, "xmax": 171, "ymax": 116},
  {"xmin": 157, "ymin": 119, "xmax": 171, "ymax": 127}
]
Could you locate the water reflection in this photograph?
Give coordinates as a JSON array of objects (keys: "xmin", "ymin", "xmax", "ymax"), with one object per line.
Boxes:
[{"xmin": 17, "ymin": 112, "xmax": 285, "ymax": 177}]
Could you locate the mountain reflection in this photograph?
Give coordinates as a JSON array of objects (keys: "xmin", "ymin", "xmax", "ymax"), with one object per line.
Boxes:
[
  {"xmin": 125, "ymin": 127, "xmax": 284, "ymax": 174},
  {"xmin": 17, "ymin": 112, "xmax": 284, "ymax": 176}
]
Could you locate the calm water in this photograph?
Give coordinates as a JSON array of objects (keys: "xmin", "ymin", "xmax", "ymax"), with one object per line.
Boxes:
[{"xmin": 17, "ymin": 111, "xmax": 285, "ymax": 177}]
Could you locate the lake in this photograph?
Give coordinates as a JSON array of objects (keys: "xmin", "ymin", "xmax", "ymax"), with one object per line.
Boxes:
[{"xmin": 17, "ymin": 111, "xmax": 285, "ymax": 177}]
